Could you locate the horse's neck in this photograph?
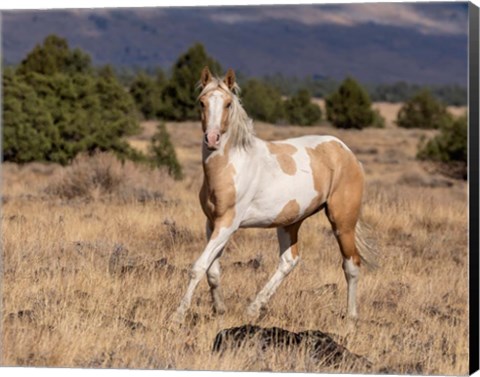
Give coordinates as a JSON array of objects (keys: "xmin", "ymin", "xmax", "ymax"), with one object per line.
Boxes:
[{"xmin": 202, "ymin": 135, "xmax": 261, "ymax": 177}]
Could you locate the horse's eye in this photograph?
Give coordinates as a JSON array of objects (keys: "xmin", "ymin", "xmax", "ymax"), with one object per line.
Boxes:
[
  {"xmin": 226, "ymin": 102, "xmax": 231, "ymax": 109},
  {"xmin": 200, "ymin": 102, "xmax": 205, "ymax": 108}
]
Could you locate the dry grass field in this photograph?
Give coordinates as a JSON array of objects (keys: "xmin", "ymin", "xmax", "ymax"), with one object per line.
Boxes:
[{"xmin": 1, "ymin": 103, "xmax": 469, "ymax": 374}]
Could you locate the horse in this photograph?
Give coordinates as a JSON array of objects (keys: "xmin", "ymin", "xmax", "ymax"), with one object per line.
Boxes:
[{"xmin": 173, "ymin": 67, "xmax": 378, "ymax": 323}]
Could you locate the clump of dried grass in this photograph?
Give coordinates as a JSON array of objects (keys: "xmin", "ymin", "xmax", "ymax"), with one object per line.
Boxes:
[{"xmin": 45, "ymin": 152, "xmax": 173, "ymax": 202}]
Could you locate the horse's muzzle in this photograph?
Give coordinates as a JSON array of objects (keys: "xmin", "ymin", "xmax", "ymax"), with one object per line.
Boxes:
[{"xmin": 204, "ymin": 131, "xmax": 220, "ymax": 150}]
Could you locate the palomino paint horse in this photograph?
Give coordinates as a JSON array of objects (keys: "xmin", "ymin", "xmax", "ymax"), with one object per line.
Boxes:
[{"xmin": 174, "ymin": 67, "xmax": 377, "ymax": 323}]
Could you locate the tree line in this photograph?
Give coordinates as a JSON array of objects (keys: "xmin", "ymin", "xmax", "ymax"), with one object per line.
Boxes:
[
  {"xmin": 259, "ymin": 74, "xmax": 467, "ymax": 107},
  {"xmin": 2, "ymin": 35, "xmax": 467, "ymax": 180}
]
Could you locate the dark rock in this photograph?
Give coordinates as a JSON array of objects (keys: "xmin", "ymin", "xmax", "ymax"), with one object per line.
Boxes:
[
  {"xmin": 423, "ymin": 305, "xmax": 460, "ymax": 325},
  {"xmin": 154, "ymin": 257, "xmax": 168, "ymax": 268},
  {"xmin": 8, "ymin": 309, "xmax": 35, "ymax": 323},
  {"xmin": 108, "ymin": 244, "xmax": 134, "ymax": 276},
  {"xmin": 296, "ymin": 283, "xmax": 338, "ymax": 299},
  {"xmin": 118, "ymin": 316, "xmax": 147, "ymax": 332},
  {"xmin": 154, "ymin": 257, "xmax": 176, "ymax": 276},
  {"xmin": 163, "ymin": 219, "xmax": 196, "ymax": 244},
  {"xmin": 7, "ymin": 214, "xmax": 27, "ymax": 222},
  {"xmin": 379, "ymin": 362, "xmax": 424, "ymax": 374},
  {"xmin": 372, "ymin": 300, "xmax": 398, "ymax": 310},
  {"xmin": 232, "ymin": 257, "xmax": 262, "ymax": 270},
  {"xmin": 212, "ymin": 325, "xmax": 371, "ymax": 368}
]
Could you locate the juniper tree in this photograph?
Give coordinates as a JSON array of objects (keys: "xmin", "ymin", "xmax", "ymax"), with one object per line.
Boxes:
[
  {"xmin": 326, "ymin": 77, "xmax": 375, "ymax": 129},
  {"xmin": 283, "ymin": 89, "xmax": 322, "ymax": 126},
  {"xmin": 396, "ymin": 89, "xmax": 450, "ymax": 129},
  {"xmin": 160, "ymin": 43, "xmax": 222, "ymax": 120}
]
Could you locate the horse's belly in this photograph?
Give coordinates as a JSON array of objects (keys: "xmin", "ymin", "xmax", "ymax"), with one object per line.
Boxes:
[{"xmin": 239, "ymin": 173, "xmax": 326, "ymax": 228}]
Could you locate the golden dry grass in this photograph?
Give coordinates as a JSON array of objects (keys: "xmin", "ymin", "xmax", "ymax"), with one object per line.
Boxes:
[{"xmin": 1, "ymin": 109, "xmax": 468, "ymax": 374}]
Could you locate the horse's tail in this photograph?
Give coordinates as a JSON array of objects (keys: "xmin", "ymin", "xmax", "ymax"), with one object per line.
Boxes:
[{"xmin": 355, "ymin": 219, "xmax": 380, "ymax": 270}]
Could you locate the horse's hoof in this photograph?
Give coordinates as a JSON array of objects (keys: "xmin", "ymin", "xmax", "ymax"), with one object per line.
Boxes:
[
  {"xmin": 171, "ymin": 310, "xmax": 186, "ymax": 325},
  {"xmin": 214, "ymin": 305, "xmax": 226, "ymax": 315},
  {"xmin": 246, "ymin": 305, "xmax": 260, "ymax": 318},
  {"xmin": 348, "ymin": 312, "xmax": 358, "ymax": 320}
]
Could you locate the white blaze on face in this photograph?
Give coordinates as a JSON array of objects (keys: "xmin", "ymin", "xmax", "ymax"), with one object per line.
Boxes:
[
  {"xmin": 205, "ymin": 90, "xmax": 226, "ymax": 148},
  {"xmin": 207, "ymin": 91, "xmax": 225, "ymax": 130}
]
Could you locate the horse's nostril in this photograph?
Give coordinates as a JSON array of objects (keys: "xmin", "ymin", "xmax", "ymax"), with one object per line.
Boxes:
[
  {"xmin": 204, "ymin": 134, "xmax": 209, "ymax": 143},
  {"xmin": 216, "ymin": 134, "xmax": 220, "ymax": 142}
]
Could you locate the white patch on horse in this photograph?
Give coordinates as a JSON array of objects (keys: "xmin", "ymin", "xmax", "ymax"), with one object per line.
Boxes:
[{"xmin": 343, "ymin": 257, "xmax": 360, "ymax": 318}]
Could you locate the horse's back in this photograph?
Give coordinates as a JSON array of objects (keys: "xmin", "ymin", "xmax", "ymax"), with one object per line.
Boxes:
[
  {"xmin": 277, "ymin": 134, "xmax": 351, "ymax": 151},
  {"xmin": 297, "ymin": 134, "xmax": 364, "ymax": 194},
  {"xmin": 272, "ymin": 134, "xmax": 360, "ymax": 183},
  {"xmin": 239, "ymin": 134, "xmax": 361, "ymax": 228}
]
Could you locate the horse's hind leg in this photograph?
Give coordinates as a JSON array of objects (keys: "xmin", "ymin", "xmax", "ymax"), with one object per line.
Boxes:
[
  {"xmin": 326, "ymin": 173, "xmax": 364, "ymax": 318},
  {"xmin": 247, "ymin": 221, "xmax": 302, "ymax": 318},
  {"xmin": 207, "ymin": 259, "xmax": 226, "ymax": 314},
  {"xmin": 206, "ymin": 222, "xmax": 227, "ymax": 314}
]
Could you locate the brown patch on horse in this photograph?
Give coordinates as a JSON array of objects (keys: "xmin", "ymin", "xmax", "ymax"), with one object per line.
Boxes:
[
  {"xmin": 267, "ymin": 143, "xmax": 298, "ymax": 175},
  {"xmin": 305, "ymin": 141, "xmax": 352, "ymax": 215},
  {"xmin": 290, "ymin": 242, "xmax": 299, "ymax": 258},
  {"xmin": 199, "ymin": 181, "xmax": 215, "ymax": 224},
  {"xmin": 202, "ymin": 140, "xmax": 237, "ymax": 239},
  {"xmin": 311, "ymin": 142, "xmax": 364, "ymax": 266},
  {"xmin": 285, "ymin": 221, "xmax": 302, "ymax": 258},
  {"xmin": 272, "ymin": 199, "xmax": 300, "ymax": 227},
  {"xmin": 336, "ymin": 232, "xmax": 362, "ymax": 266}
]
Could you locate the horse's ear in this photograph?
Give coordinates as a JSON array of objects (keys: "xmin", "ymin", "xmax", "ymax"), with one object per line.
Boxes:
[
  {"xmin": 223, "ymin": 68, "xmax": 236, "ymax": 90},
  {"xmin": 201, "ymin": 66, "xmax": 212, "ymax": 87}
]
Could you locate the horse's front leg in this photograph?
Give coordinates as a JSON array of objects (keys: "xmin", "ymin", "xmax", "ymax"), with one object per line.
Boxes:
[
  {"xmin": 173, "ymin": 221, "xmax": 235, "ymax": 323},
  {"xmin": 205, "ymin": 221, "xmax": 226, "ymax": 314}
]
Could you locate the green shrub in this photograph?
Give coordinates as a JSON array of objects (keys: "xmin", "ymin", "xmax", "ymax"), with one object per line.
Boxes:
[
  {"xmin": 325, "ymin": 77, "xmax": 374, "ymax": 129},
  {"xmin": 129, "ymin": 70, "xmax": 165, "ymax": 119},
  {"xmin": 396, "ymin": 89, "xmax": 450, "ymax": 129},
  {"xmin": 149, "ymin": 123, "xmax": 183, "ymax": 180},
  {"xmin": 17, "ymin": 34, "xmax": 92, "ymax": 76},
  {"xmin": 283, "ymin": 89, "xmax": 322, "ymax": 126},
  {"xmin": 371, "ymin": 109, "xmax": 386, "ymax": 129},
  {"xmin": 240, "ymin": 79, "xmax": 285, "ymax": 124},
  {"xmin": 160, "ymin": 43, "xmax": 222, "ymax": 121},
  {"xmin": 2, "ymin": 69, "xmax": 57, "ymax": 163},
  {"xmin": 417, "ymin": 114, "xmax": 467, "ymax": 179},
  {"xmin": 95, "ymin": 65, "xmax": 140, "ymax": 136},
  {"xmin": 3, "ymin": 35, "xmax": 141, "ymax": 165}
]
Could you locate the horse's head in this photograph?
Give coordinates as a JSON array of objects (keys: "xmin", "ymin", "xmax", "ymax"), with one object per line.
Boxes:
[{"xmin": 198, "ymin": 67, "xmax": 237, "ymax": 150}]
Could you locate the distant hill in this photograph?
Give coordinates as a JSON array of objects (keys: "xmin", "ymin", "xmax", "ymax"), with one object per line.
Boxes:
[{"xmin": 2, "ymin": 4, "xmax": 468, "ymax": 85}]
